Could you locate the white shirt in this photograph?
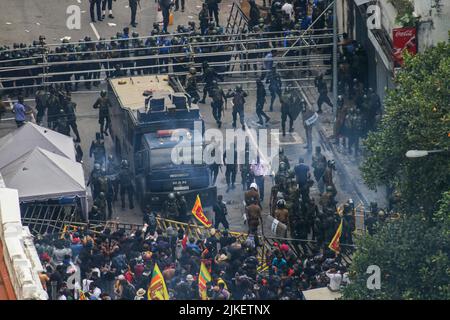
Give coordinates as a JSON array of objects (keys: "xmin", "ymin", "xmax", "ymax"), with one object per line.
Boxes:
[
  {"xmin": 251, "ymin": 163, "xmax": 266, "ymax": 177},
  {"xmin": 282, "ymin": 3, "xmax": 294, "ymax": 21},
  {"xmin": 326, "ymin": 271, "xmax": 342, "ymax": 291}
]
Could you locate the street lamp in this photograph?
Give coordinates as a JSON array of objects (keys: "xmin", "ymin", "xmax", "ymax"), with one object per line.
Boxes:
[{"xmin": 405, "ymin": 149, "xmax": 447, "ymax": 158}]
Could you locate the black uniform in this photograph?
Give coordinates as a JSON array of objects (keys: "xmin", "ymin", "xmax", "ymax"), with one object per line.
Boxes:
[
  {"xmin": 210, "ymin": 85, "xmax": 226, "ymax": 127},
  {"xmin": 315, "ymin": 76, "xmax": 333, "ymax": 113},
  {"xmin": 129, "ymin": 0, "xmax": 138, "ymax": 26},
  {"xmin": 90, "ymin": 0, "xmax": 102, "ymax": 22},
  {"xmin": 93, "ymin": 96, "xmax": 112, "ymax": 138},
  {"xmin": 64, "ymin": 99, "xmax": 81, "ymax": 142},
  {"xmin": 213, "ymin": 200, "xmax": 229, "ymax": 229},
  {"xmin": 256, "ymin": 82, "xmax": 270, "ymax": 124},
  {"xmin": 90, "ymin": 137, "xmax": 106, "ymax": 166},
  {"xmin": 223, "ymin": 149, "xmax": 237, "ymax": 191},
  {"xmin": 119, "ymin": 166, "xmax": 134, "ymax": 209},
  {"xmin": 225, "ymin": 89, "xmax": 248, "ymax": 129}
]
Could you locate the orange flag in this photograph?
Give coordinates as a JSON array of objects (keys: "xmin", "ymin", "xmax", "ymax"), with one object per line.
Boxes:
[
  {"xmin": 192, "ymin": 195, "xmax": 212, "ymax": 228},
  {"xmin": 328, "ymin": 219, "xmax": 343, "ymax": 254}
]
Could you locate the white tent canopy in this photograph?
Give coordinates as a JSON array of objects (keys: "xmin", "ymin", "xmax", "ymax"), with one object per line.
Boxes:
[
  {"xmin": 0, "ymin": 147, "xmax": 88, "ymax": 219},
  {"xmin": 0, "ymin": 122, "xmax": 76, "ymax": 169}
]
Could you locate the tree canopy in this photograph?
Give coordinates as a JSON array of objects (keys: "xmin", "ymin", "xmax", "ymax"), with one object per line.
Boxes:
[
  {"xmin": 342, "ymin": 192, "xmax": 450, "ymax": 300},
  {"xmin": 361, "ymin": 42, "xmax": 450, "ymax": 216}
]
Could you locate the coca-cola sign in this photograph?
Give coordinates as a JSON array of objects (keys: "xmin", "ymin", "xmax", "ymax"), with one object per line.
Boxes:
[{"xmin": 393, "ymin": 27, "xmax": 417, "ymax": 67}]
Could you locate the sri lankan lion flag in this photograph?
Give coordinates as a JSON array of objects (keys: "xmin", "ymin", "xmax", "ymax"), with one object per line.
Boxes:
[
  {"xmin": 328, "ymin": 219, "xmax": 343, "ymax": 254},
  {"xmin": 147, "ymin": 263, "xmax": 169, "ymax": 300},
  {"xmin": 199, "ymin": 262, "xmax": 212, "ymax": 300},
  {"xmin": 192, "ymin": 195, "xmax": 212, "ymax": 228}
]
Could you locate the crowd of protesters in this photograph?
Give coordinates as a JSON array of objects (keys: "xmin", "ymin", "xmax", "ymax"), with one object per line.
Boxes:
[{"xmin": 35, "ymin": 221, "xmax": 351, "ymax": 300}]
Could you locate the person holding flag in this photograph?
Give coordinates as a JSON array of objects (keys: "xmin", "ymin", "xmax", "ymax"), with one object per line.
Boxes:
[
  {"xmin": 147, "ymin": 263, "xmax": 169, "ymax": 300},
  {"xmin": 198, "ymin": 261, "xmax": 212, "ymax": 300},
  {"xmin": 328, "ymin": 218, "xmax": 343, "ymax": 254},
  {"xmin": 192, "ymin": 195, "xmax": 213, "ymax": 228}
]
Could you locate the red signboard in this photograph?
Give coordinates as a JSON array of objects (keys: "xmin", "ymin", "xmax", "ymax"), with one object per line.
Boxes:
[{"xmin": 393, "ymin": 27, "xmax": 417, "ymax": 67}]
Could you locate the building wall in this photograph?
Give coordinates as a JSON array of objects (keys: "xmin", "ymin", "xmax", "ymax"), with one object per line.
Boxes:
[
  {"xmin": 0, "ymin": 187, "xmax": 47, "ymax": 300},
  {"xmin": 414, "ymin": 0, "xmax": 450, "ymax": 51}
]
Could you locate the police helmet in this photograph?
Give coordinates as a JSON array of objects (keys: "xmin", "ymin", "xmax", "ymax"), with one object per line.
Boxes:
[
  {"xmin": 250, "ymin": 183, "xmax": 258, "ymax": 190},
  {"xmin": 100, "ymin": 90, "xmax": 107, "ymax": 97},
  {"xmin": 235, "ymin": 85, "xmax": 242, "ymax": 92},
  {"xmin": 277, "ymin": 199, "xmax": 286, "ymax": 208},
  {"xmin": 212, "ymin": 79, "xmax": 218, "ymax": 86},
  {"xmin": 99, "ymin": 192, "xmax": 105, "ymax": 198},
  {"xmin": 132, "ymin": 32, "xmax": 139, "ymax": 38},
  {"xmin": 94, "ymin": 163, "xmax": 101, "ymax": 170},
  {"xmin": 121, "ymin": 159, "xmax": 128, "ymax": 167},
  {"xmin": 279, "ymin": 162, "xmax": 286, "ymax": 170},
  {"xmin": 168, "ymin": 193, "xmax": 175, "ymax": 200},
  {"xmin": 337, "ymin": 95, "xmax": 343, "ymax": 101},
  {"xmin": 326, "ymin": 186, "xmax": 334, "ymax": 192},
  {"xmin": 59, "ymin": 109, "xmax": 65, "ymax": 114},
  {"xmin": 189, "ymin": 67, "xmax": 197, "ymax": 75}
]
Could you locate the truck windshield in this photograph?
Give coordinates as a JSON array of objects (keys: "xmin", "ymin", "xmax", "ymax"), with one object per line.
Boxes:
[{"xmin": 150, "ymin": 145, "xmax": 204, "ymax": 168}]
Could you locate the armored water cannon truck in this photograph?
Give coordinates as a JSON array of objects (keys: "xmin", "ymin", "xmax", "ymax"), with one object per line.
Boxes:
[{"xmin": 107, "ymin": 74, "xmax": 216, "ymax": 210}]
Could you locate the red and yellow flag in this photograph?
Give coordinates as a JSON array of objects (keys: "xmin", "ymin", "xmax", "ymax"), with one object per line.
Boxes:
[
  {"xmin": 192, "ymin": 195, "xmax": 212, "ymax": 228},
  {"xmin": 79, "ymin": 290, "xmax": 87, "ymax": 300},
  {"xmin": 147, "ymin": 263, "xmax": 169, "ymax": 300},
  {"xmin": 328, "ymin": 219, "xmax": 343, "ymax": 254},
  {"xmin": 198, "ymin": 261, "xmax": 212, "ymax": 300}
]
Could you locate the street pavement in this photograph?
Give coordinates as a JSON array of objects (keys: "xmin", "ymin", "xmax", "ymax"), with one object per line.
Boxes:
[{"xmin": 0, "ymin": 0, "xmax": 385, "ymax": 235}]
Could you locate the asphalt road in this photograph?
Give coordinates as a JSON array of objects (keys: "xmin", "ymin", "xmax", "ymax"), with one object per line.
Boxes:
[
  {"xmin": 0, "ymin": 0, "xmax": 383, "ymax": 234},
  {"xmin": 0, "ymin": 0, "xmax": 158, "ymax": 45}
]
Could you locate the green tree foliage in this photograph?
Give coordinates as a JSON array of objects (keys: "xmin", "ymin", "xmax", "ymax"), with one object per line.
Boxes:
[
  {"xmin": 342, "ymin": 192, "xmax": 450, "ymax": 300},
  {"xmin": 361, "ymin": 43, "xmax": 450, "ymax": 216}
]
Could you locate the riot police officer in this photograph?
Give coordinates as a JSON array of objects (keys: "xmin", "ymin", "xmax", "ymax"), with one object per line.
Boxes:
[
  {"xmin": 89, "ymin": 132, "xmax": 106, "ymax": 166},
  {"xmin": 163, "ymin": 193, "xmax": 179, "ymax": 220},
  {"xmin": 267, "ymin": 67, "xmax": 282, "ymax": 112},
  {"xmin": 119, "ymin": 160, "xmax": 134, "ymax": 210},
  {"xmin": 129, "ymin": 0, "xmax": 139, "ymax": 27},
  {"xmin": 63, "ymin": 92, "xmax": 81, "ymax": 142},
  {"xmin": 106, "ymin": 154, "xmax": 120, "ymax": 202},
  {"xmin": 278, "ymin": 147, "xmax": 290, "ymax": 170},
  {"xmin": 209, "ymin": 80, "xmax": 227, "ymax": 128},
  {"xmin": 280, "ymin": 86, "xmax": 300, "ymax": 136},
  {"xmin": 199, "ymin": 61, "xmax": 223, "ymax": 104},
  {"xmin": 185, "ymin": 67, "xmax": 200, "ymax": 104},
  {"xmin": 225, "ymin": 85, "xmax": 248, "ymax": 130},
  {"xmin": 255, "ymin": 79, "xmax": 270, "ymax": 125},
  {"xmin": 87, "ymin": 163, "xmax": 102, "ymax": 199},
  {"xmin": 90, "ymin": 0, "xmax": 103, "ymax": 23},
  {"xmin": 94, "ymin": 192, "xmax": 107, "ymax": 221},
  {"xmin": 223, "ymin": 145, "xmax": 238, "ymax": 192},
  {"xmin": 175, "ymin": 192, "xmax": 188, "ymax": 222},
  {"xmin": 34, "ymin": 86, "xmax": 49, "ymax": 125},
  {"xmin": 314, "ymin": 74, "xmax": 333, "ymax": 113},
  {"xmin": 312, "ymin": 146, "xmax": 327, "ymax": 194},
  {"xmin": 54, "ymin": 109, "xmax": 71, "ymax": 137},
  {"xmin": 93, "ymin": 90, "xmax": 112, "ymax": 138}
]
